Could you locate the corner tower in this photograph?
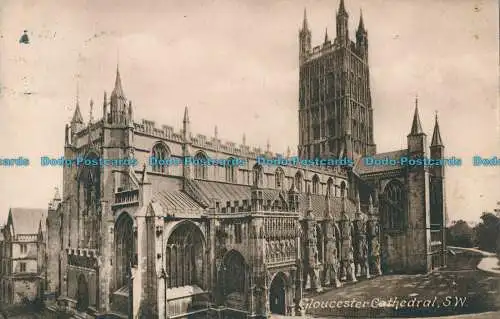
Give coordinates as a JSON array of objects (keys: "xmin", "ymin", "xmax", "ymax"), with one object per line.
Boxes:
[{"xmin": 298, "ymin": 1, "xmax": 376, "ymax": 161}]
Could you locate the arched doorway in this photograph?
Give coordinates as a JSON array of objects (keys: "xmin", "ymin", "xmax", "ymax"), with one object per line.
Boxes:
[
  {"xmin": 76, "ymin": 275, "xmax": 89, "ymax": 312},
  {"xmin": 269, "ymin": 272, "xmax": 287, "ymax": 315},
  {"xmin": 114, "ymin": 213, "xmax": 135, "ymax": 290},
  {"xmin": 221, "ymin": 250, "xmax": 246, "ymax": 310}
]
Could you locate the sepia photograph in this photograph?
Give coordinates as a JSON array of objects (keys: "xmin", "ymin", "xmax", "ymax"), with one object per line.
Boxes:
[{"xmin": 0, "ymin": 0, "xmax": 498, "ymax": 318}]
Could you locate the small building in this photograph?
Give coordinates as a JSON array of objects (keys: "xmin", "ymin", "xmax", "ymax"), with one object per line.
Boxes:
[{"xmin": 0, "ymin": 208, "xmax": 47, "ymax": 305}]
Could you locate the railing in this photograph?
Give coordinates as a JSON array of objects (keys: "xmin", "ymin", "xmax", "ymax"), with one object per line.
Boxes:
[
  {"xmin": 430, "ymin": 229, "xmax": 442, "ymax": 246},
  {"xmin": 114, "ymin": 189, "xmax": 139, "ymax": 205}
]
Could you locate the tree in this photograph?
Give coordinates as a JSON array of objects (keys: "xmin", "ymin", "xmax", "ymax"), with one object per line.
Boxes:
[
  {"xmin": 473, "ymin": 212, "xmax": 500, "ymax": 253},
  {"xmin": 446, "ymin": 220, "xmax": 475, "ymax": 248}
]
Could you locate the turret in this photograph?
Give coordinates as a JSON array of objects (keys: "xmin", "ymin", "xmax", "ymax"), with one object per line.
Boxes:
[
  {"xmin": 70, "ymin": 97, "xmax": 84, "ymax": 144},
  {"xmin": 110, "ymin": 65, "xmax": 127, "ymax": 125},
  {"xmin": 299, "ymin": 8, "xmax": 312, "ymax": 63},
  {"xmin": 407, "ymin": 97, "xmax": 427, "ymax": 156},
  {"xmin": 336, "ymin": 0, "xmax": 349, "ymax": 45},
  {"xmin": 182, "ymin": 106, "xmax": 191, "ymax": 143},
  {"xmin": 182, "ymin": 106, "xmax": 192, "ymax": 181},
  {"xmin": 356, "ymin": 9, "xmax": 368, "ymax": 58},
  {"xmin": 430, "ymin": 112, "xmax": 444, "ymax": 177}
]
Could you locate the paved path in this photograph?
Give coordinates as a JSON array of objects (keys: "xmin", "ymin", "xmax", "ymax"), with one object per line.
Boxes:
[{"xmin": 448, "ymin": 246, "xmax": 500, "ymax": 275}]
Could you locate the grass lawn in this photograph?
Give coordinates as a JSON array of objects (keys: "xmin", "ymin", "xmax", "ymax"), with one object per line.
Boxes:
[{"xmin": 304, "ymin": 253, "xmax": 500, "ymax": 318}]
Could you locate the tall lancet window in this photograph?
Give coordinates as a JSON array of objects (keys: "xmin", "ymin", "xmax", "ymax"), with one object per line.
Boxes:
[
  {"xmin": 340, "ymin": 181, "xmax": 346, "ymax": 197},
  {"xmin": 194, "ymin": 152, "xmax": 208, "ymax": 179},
  {"xmin": 383, "ymin": 180, "xmax": 406, "ymax": 231},
  {"xmin": 327, "ymin": 178, "xmax": 334, "ymax": 196},
  {"xmin": 225, "ymin": 157, "xmax": 236, "ymax": 183},
  {"xmin": 294, "ymin": 171, "xmax": 303, "ymax": 192},
  {"xmin": 151, "ymin": 143, "xmax": 170, "ymax": 174},
  {"xmin": 312, "ymin": 174, "xmax": 320, "ymax": 194},
  {"xmin": 77, "ymin": 152, "xmax": 100, "ymax": 249},
  {"xmin": 252, "ymin": 164, "xmax": 263, "ymax": 187}
]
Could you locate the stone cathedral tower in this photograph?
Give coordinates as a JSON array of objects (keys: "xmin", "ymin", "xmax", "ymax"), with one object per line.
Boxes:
[{"xmin": 298, "ymin": 0, "xmax": 376, "ymax": 160}]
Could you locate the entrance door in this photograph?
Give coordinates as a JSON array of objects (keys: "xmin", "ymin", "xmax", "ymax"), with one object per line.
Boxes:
[{"xmin": 269, "ymin": 273, "xmax": 286, "ymax": 315}]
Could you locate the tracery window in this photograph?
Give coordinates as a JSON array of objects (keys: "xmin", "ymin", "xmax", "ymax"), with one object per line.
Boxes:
[
  {"xmin": 252, "ymin": 164, "xmax": 263, "ymax": 187},
  {"xmin": 384, "ymin": 180, "xmax": 406, "ymax": 230},
  {"xmin": 151, "ymin": 143, "xmax": 169, "ymax": 174},
  {"xmin": 326, "ymin": 178, "xmax": 334, "ymax": 196},
  {"xmin": 225, "ymin": 157, "xmax": 236, "ymax": 183},
  {"xmin": 340, "ymin": 181, "xmax": 346, "ymax": 197},
  {"xmin": 312, "ymin": 175, "xmax": 320, "ymax": 194},
  {"xmin": 166, "ymin": 222, "xmax": 204, "ymax": 288},
  {"xmin": 194, "ymin": 152, "xmax": 208, "ymax": 179}
]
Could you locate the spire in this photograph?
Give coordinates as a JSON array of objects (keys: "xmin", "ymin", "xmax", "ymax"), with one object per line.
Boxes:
[
  {"xmin": 431, "ymin": 111, "xmax": 444, "ymax": 146},
  {"xmin": 214, "ymin": 126, "xmax": 218, "ymax": 139},
  {"xmin": 111, "ymin": 64, "xmax": 126, "ymax": 99},
  {"xmin": 71, "ymin": 81, "xmax": 83, "ymax": 124},
  {"xmin": 302, "ymin": 8, "xmax": 309, "ymax": 31},
  {"xmin": 324, "ymin": 28, "xmax": 330, "ymax": 43},
  {"xmin": 410, "ymin": 95, "xmax": 424, "ymax": 135},
  {"xmin": 183, "ymin": 106, "xmax": 189, "ymax": 123},
  {"xmin": 103, "ymin": 91, "xmax": 107, "ymax": 119},
  {"xmin": 338, "ymin": 0, "xmax": 348, "ymax": 16},
  {"xmin": 286, "ymin": 146, "xmax": 291, "ymax": 158},
  {"xmin": 266, "ymin": 139, "xmax": 271, "ymax": 152},
  {"xmin": 89, "ymin": 99, "xmax": 94, "ymax": 124},
  {"xmin": 358, "ymin": 8, "xmax": 365, "ymax": 31},
  {"xmin": 242, "ymin": 133, "xmax": 246, "ymax": 146},
  {"xmin": 71, "ymin": 103, "xmax": 84, "ymax": 124}
]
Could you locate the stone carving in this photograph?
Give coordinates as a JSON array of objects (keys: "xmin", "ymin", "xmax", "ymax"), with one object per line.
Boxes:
[
  {"xmin": 323, "ymin": 236, "xmax": 341, "ymax": 287},
  {"xmin": 347, "ymin": 246, "xmax": 357, "ymax": 282},
  {"xmin": 371, "ymin": 239, "xmax": 382, "ymax": 276}
]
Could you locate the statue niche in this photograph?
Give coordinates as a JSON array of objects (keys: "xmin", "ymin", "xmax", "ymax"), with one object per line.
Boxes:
[{"xmin": 323, "ymin": 222, "xmax": 341, "ymax": 288}]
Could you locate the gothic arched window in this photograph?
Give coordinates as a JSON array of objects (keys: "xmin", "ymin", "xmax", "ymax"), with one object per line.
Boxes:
[
  {"xmin": 294, "ymin": 171, "xmax": 303, "ymax": 192},
  {"xmin": 327, "ymin": 178, "xmax": 334, "ymax": 196},
  {"xmin": 275, "ymin": 167, "xmax": 284, "ymax": 189},
  {"xmin": 194, "ymin": 152, "xmax": 208, "ymax": 179},
  {"xmin": 225, "ymin": 158, "xmax": 236, "ymax": 183},
  {"xmin": 312, "ymin": 175, "xmax": 320, "ymax": 194},
  {"xmin": 166, "ymin": 222, "xmax": 205, "ymax": 289},
  {"xmin": 383, "ymin": 180, "xmax": 405, "ymax": 231},
  {"xmin": 77, "ymin": 152, "xmax": 100, "ymax": 249},
  {"xmin": 340, "ymin": 181, "xmax": 346, "ymax": 197},
  {"xmin": 114, "ymin": 213, "xmax": 136, "ymax": 289},
  {"xmin": 151, "ymin": 143, "xmax": 170, "ymax": 174},
  {"xmin": 252, "ymin": 164, "xmax": 263, "ymax": 187}
]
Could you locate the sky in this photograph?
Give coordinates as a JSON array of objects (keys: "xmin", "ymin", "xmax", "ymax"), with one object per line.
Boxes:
[{"xmin": 0, "ymin": 0, "xmax": 498, "ymax": 224}]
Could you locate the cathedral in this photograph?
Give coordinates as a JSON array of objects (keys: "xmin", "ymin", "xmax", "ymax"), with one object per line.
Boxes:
[{"xmin": 46, "ymin": 1, "xmax": 447, "ymax": 318}]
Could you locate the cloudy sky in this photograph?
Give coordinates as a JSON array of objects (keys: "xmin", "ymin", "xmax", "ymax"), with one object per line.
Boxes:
[{"xmin": 0, "ymin": 0, "xmax": 498, "ymax": 223}]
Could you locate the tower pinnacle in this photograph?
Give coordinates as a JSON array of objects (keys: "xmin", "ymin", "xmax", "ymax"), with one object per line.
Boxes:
[
  {"xmin": 302, "ymin": 8, "xmax": 309, "ymax": 31},
  {"xmin": 431, "ymin": 111, "xmax": 444, "ymax": 146},
  {"xmin": 338, "ymin": 0, "xmax": 348, "ymax": 16},
  {"xmin": 358, "ymin": 8, "xmax": 365, "ymax": 31},
  {"xmin": 111, "ymin": 64, "xmax": 126, "ymax": 99},
  {"xmin": 410, "ymin": 96, "xmax": 424, "ymax": 135}
]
